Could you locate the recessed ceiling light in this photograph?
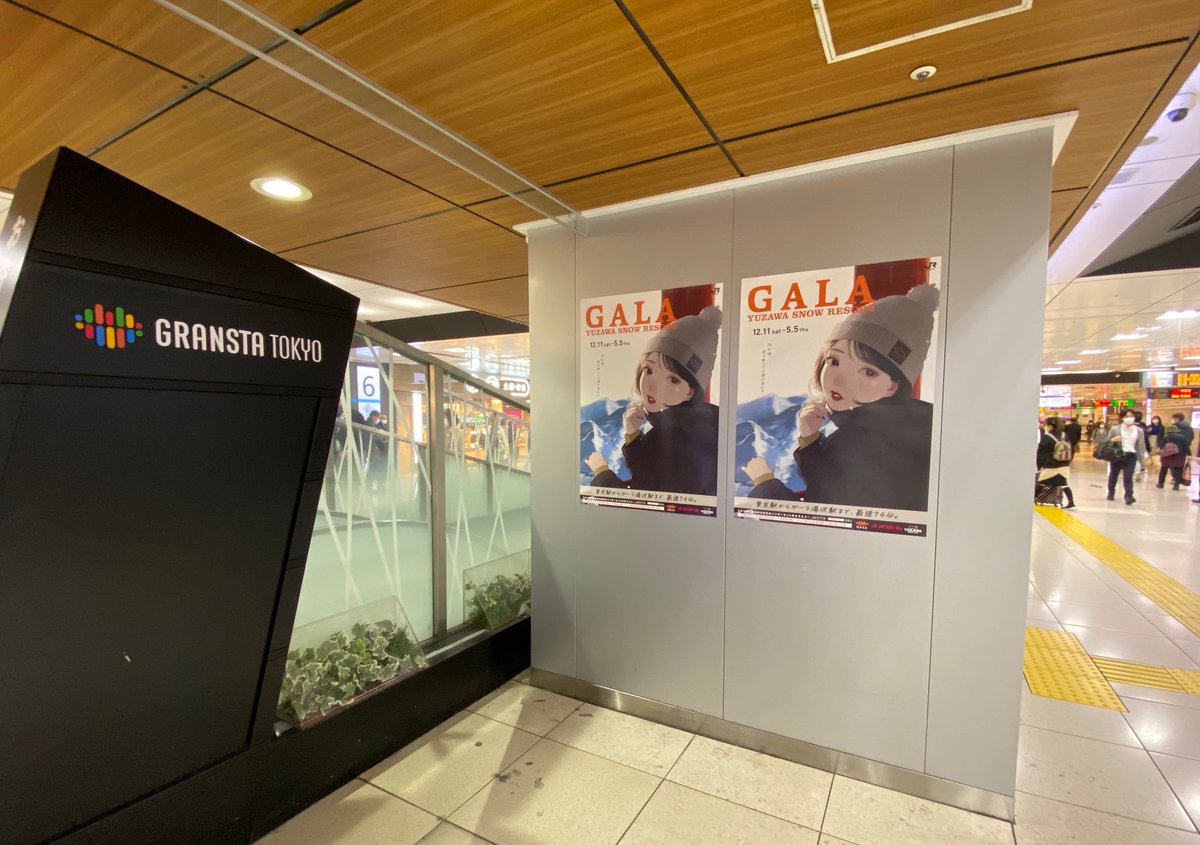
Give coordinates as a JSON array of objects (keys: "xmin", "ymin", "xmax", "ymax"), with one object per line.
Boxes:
[
  {"xmin": 1138, "ymin": 135, "xmax": 1159, "ymax": 147},
  {"xmin": 251, "ymin": 177, "xmax": 312, "ymax": 201},
  {"xmin": 1056, "ymin": 359, "xmax": 1081, "ymax": 365},
  {"xmin": 1041, "ymin": 367, "xmax": 1063, "ymax": 373},
  {"xmin": 1158, "ymin": 309, "xmax": 1200, "ymax": 319},
  {"xmin": 1112, "ymin": 332, "xmax": 1148, "ymax": 341},
  {"xmin": 909, "ymin": 65, "xmax": 936, "ymax": 82},
  {"xmin": 1079, "ymin": 349, "xmax": 1109, "ymax": 355}
]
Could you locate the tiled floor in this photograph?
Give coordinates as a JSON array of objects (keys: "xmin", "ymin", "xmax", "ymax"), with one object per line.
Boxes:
[{"xmin": 259, "ymin": 456, "xmax": 1200, "ymax": 845}]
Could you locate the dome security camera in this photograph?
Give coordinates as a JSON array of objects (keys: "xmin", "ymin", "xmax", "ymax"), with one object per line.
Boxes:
[{"xmin": 1166, "ymin": 92, "xmax": 1195, "ymax": 123}]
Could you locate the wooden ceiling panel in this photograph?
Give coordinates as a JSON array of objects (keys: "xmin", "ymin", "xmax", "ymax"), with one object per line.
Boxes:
[
  {"xmin": 623, "ymin": 0, "xmax": 1199, "ymax": 140},
  {"xmin": 1051, "ymin": 189, "xmax": 1089, "ymax": 239},
  {"xmin": 420, "ymin": 276, "xmax": 529, "ymax": 318},
  {"xmin": 726, "ymin": 44, "xmax": 1186, "ymax": 193},
  {"xmin": 0, "ymin": 3, "xmax": 188, "ymax": 189},
  {"xmin": 469, "ymin": 146, "xmax": 738, "ymax": 229},
  {"xmin": 823, "ymin": 0, "xmax": 1019, "ymax": 56},
  {"xmin": 300, "ymin": 0, "xmax": 713, "ymax": 185},
  {"xmin": 281, "ymin": 210, "xmax": 528, "ymax": 293},
  {"xmin": 214, "ymin": 53, "xmax": 498, "ymax": 205},
  {"xmin": 93, "ymin": 92, "xmax": 451, "ymax": 252},
  {"xmin": 19, "ymin": 0, "xmax": 335, "ymax": 82}
]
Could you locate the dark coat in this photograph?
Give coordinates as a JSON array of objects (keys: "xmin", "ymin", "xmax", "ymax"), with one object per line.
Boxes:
[
  {"xmin": 1037, "ymin": 433, "xmax": 1070, "ymax": 469},
  {"xmin": 591, "ymin": 402, "xmax": 719, "ymax": 495},
  {"xmin": 1161, "ymin": 428, "xmax": 1190, "ymax": 469},
  {"xmin": 1064, "ymin": 422, "xmax": 1082, "ymax": 445},
  {"xmin": 750, "ymin": 397, "xmax": 933, "ymax": 511},
  {"xmin": 1177, "ymin": 420, "xmax": 1195, "ymax": 454}
]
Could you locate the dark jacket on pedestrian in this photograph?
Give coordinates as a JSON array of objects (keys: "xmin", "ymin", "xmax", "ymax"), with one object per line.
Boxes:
[
  {"xmin": 591, "ymin": 402, "xmax": 719, "ymax": 495},
  {"xmin": 1064, "ymin": 421, "xmax": 1082, "ymax": 445},
  {"xmin": 749, "ymin": 396, "xmax": 933, "ymax": 511},
  {"xmin": 1037, "ymin": 432, "xmax": 1070, "ymax": 470},
  {"xmin": 1161, "ymin": 425, "xmax": 1190, "ymax": 469},
  {"xmin": 1177, "ymin": 420, "xmax": 1195, "ymax": 455}
]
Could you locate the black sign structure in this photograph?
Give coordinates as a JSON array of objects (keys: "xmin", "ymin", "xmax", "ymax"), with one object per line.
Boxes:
[{"xmin": 0, "ymin": 149, "xmax": 358, "ymax": 845}]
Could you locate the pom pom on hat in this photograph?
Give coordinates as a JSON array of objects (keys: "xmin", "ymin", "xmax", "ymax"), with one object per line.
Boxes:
[
  {"xmin": 646, "ymin": 304, "xmax": 723, "ymax": 391},
  {"xmin": 829, "ymin": 285, "xmax": 939, "ymax": 385}
]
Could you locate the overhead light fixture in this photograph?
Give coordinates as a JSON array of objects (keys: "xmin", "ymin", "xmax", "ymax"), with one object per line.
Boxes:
[
  {"xmin": 1041, "ymin": 367, "xmax": 1064, "ymax": 373},
  {"xmin": 909, "ymin": 65, "xmax": 937, "ymax": 82},
  {"xmin": 1079, "ymin": 349, "xmax": 1108, "ymax": 355},
  {"xmin": 1157, "ymin": 309, "xmax": 1200, "ymax": 319},
  {"xmin": 1137, "ymin": 135, "xmax": 1159, "ymax": 147},
  {"xmin": 1112, "ymin": 333, "xmax": 1148, "ymax": 341},
  {"xmin": 1184, "ymin": 355, "xmax": 1200, "ymax": 361},
  {"xmin": 1055, "ymin": 359, "xmax": 1082, "ymax": 365},
  {"xmin": 251, "ymin": 177, "xmax": 312, "ymax": 202}
]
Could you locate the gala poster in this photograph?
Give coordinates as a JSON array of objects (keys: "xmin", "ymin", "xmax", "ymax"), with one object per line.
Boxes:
[
  {"xmin": 579, "ymin": 283, "xmax": 722, "ymax": 517},
  {"xmin": 733, "ymin": 258, "xmax": 942, "ymax": 536}
]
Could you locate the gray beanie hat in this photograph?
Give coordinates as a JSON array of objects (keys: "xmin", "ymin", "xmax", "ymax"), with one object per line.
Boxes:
[
  {"xmin": 646, "ymin": 305, "xmax": 722, "ymax": 391},
  {"xmin": 829, "ymin": 285, "xmax": 938, "ymax": 385}
]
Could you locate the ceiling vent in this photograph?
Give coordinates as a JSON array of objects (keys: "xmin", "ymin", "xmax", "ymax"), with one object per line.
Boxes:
[
  {"xmin": 1169, "ymin": 206, "xmax": 1200, "ymax": 232},
  {"xmin": 1109, "ymin": 168, "xmax": 1138, "ymax": 185}
]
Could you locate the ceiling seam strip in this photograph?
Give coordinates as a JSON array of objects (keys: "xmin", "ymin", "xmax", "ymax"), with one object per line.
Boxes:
[
  {"xmin": 6, "ymin": 0, "xmax": 192, "ymax": 84},
  {"xmin": 276, "ymin": 205, "xmax": 525, "ymax": 256},
  {"xmin": 610, "ymin": 0, "xmax": 746, "ymax": 177},
  {"xmin": 81, "ymin": 0, "xmax": 366, "ymax": 158},
  {"xmin": 206, "ymin": 91, "xmax": 526, "ymax": 239},
  {"xmin": 414, "ymin": 275, "xmax": 530, "ymax": 294},
  {"xmin": 722, "ymin": 37, "xmax": 1191, "ymax": 147},
  {"xmin": 153, "ymin": 0, "xmax": 584, "ymax": 234}
]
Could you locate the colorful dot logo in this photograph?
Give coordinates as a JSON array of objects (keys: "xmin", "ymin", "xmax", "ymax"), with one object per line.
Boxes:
[{"xmin": 74, "ymin": 303, "xmax": 143, "ymax": 350}]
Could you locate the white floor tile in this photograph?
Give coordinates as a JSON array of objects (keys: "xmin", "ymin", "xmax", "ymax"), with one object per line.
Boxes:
[
  {"xmin": 1044, "ymin": 602, "xmax": 1163, "ymax": 636},
  {"xmin": 546, "ymin": 703, "xmax": 692, "ymax": 776},
  {"xmin": 619, "ymin": 781, "xmax": 818, "ymax": 845},
  {"xmin": 449, "ymin": 738, "xmax": 659, "ymax": 845},
  {"xmin": 363, "ymin": 711, "xmax": 540, "ymax": 818},
  {"xmin": 1019, "ymin": 690, "xmax": 1142, "ymax": 747},
  {"xmin": 1145, "ymin": 615, "xmax": 1200, "ymax": 643},
  {"xmin": 1036, "ymin": 585, "xmax": 1134, "ymax": 611},
  {"xmin": 1124, "ymin": 698, "xmax": 1200, "ymax": 760},
  {"xmin": 1112, "ymin": 682, "xmax": 1200, "ymax": 711},
  {"xmin": 259, "ymin": 780, "xmax": 438, "ymax": 845},
  {"xmin": 1026, "ymin": 598, "xmax": 1058, "ymax": 622},
  {"xmin": 468, "ymin": 682, "xmax": 580, "ymax": 736},
  {"xmin": 1062, "ymin": 625, "xmax": 1199, "ymax": 670},
  {"xmin": 1025, "ymin": 618, "xmax": 1065, "ymax": 631},
  {"xmin": 821, "ymin": 776, "xmax": 1013, "ymax": 845},
  {"xmin": 1153, "ymin": 753, "xmax": 1200, "ymax": 832},
  {"xmin": 1175, "ymin": 640, "xmax": 1200, "ymax": 664},
  {"xmin": 666, "ymin": 735, "xmax": 831, "ymax": 830},
  {"xmin": 1014, "ymin": 791, "xmax": 1199, "ymax": 845},
  {"xmin": 418, "ymin": 822, "xmax": 496, "ymax": 845},
  {"xmin": 1016, "ymin": 725, "xmax": 1194, "ymax": 830}
]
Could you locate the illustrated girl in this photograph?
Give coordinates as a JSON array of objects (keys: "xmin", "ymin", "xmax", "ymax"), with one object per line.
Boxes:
[
  {"xmin": 586, "ymin": 306, "xmax": 722, "ymax": 496},
  {"xmin": 743, "ymin": 285, "xmax": 938, "ymax": 511}
]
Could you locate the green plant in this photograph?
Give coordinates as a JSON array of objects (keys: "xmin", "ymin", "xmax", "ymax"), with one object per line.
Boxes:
[
  {"xmin": 277, "ymin": 619, "xmax": 421, "ymax": 724},
  {"xmin": 465, "ymin": 573, "xmax": 531, "ymax": 629}
]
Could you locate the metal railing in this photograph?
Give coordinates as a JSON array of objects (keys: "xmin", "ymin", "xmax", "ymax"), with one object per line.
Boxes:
[{"xmin": 291, "ymin": 322, "xmax": 531, "ymax": 656}]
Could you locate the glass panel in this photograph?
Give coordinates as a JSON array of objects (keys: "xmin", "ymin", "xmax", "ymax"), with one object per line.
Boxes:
[
  {"xmin": 464, "ymin": 550, "xmax": 531, "ymax": 630},
  {"xmin": 277, "ymin": 595, "xmax": 428, "ymax": 727},
  {"xmin": 293, "ymin": 332, "xmax": 436, "ymax": 648},
  {"xmin": 443, "ymin": 376, "xmax": 531, "ymax": 629}
]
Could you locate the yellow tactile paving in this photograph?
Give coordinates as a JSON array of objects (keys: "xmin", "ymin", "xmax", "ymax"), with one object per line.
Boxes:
[
  {"xmin": 1171, "ymin": 668, "xmax": 1200, "ymax": 696},
  {"xmin": 1092, "ymin": 657, "xmax": 1184, "ymax": 691},
  {"xmin": 1035, "ymin": 506, "xmax": 1200, "ymax": 637},
  {"xmin": 1023, "ymin": 628, "xmax": 1126, "ymax": 711}
]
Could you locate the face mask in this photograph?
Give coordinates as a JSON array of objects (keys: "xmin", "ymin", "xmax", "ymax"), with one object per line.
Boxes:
[{"xmin": 1123, "ymin": 417, "xmax": 1134, "ymax": 425}]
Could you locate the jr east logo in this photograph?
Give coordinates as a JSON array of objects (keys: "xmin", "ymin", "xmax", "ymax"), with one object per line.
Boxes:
[{"xmin": 74, "ymin": 303, "xmax": 144, "ymax": 350}]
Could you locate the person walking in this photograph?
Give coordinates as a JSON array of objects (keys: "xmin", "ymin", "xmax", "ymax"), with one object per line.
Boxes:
[
  {"xmin": 1037, "ymin": 419, "xmax": 1076, "ymax": 508},
  {"xmin": 1157, "ymin": 421, "xmax": 1190, "ymax": 490},
  {"xmin": 1105, "ymin": 412, "xmax": 1146, "ymax": 505},
  {"xmin": 1064, "ymin": 417, "xmax": 1082, "ymax": 458}
]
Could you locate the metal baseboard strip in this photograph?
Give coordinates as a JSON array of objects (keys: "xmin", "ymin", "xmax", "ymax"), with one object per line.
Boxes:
[{"xmin": 530, "ymin": 668, "xmax": 1015, "ymax": 822}]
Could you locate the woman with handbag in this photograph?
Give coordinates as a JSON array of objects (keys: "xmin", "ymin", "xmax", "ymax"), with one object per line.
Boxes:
[
  {"xmin": 1104, "ymin": 413, "xmax": 1146, "ymax": 505},
  {"xmin": 1157, "ymin": 423, "xmax": 1190, "ymax": 490}
]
